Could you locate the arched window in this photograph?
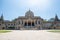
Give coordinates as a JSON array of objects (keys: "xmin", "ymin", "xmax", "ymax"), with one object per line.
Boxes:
[
  {"xmin": 38, "ymin": 21, "xmax": 40, "ymax": 24},
  {"xmin": 19, "ymin": 21, "xmax": 20, "ymax": 24}
]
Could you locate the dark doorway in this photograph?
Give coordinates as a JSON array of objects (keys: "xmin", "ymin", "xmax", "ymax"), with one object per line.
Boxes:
[
  {"xmin": 32, "ymin": 22, "xmax": 34, "ymax": 26},
  {"xmin": 24, "ymin": 22, "xmax": 27, "ymax": 26},
  {"xmin": 28, "ymin": 22, "xmax": 31, "ymax": 26},
  {"xmin": 2, "ymin": 27, "xmax": 5, "ymax": 29}
]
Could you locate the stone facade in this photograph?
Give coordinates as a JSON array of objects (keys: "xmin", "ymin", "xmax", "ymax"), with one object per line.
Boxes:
[{"xmin": 0, "ymin": 10, "xmax": 60, "ymax": 30}]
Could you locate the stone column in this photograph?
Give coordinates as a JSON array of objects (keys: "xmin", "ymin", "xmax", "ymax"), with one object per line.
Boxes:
[
  {"xmin": 31, "ymin": 20, "xmax": 32, "ymax": 28},
  {"xmin": 23, "ymin": 20, "xmax": 24, "ymax": 26},
  {"xmin": 27, "ymin": 20, "xmax": 28, "ymax": 28},
  {"xmin": 23, "ymin": 21, "xmax": 24, "ymax": 26},
  {"xmin": 37, "ymin": 20, "xmax": 38, "ymax": 24},
  {"xmin": 34, "ymin": 20, "xmax": 35, "ymax": 28}
]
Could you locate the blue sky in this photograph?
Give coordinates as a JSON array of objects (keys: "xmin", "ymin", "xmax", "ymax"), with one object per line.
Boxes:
[{"xmin": 0, "ymin": 0, "xmax": 60, "ymax": 21}]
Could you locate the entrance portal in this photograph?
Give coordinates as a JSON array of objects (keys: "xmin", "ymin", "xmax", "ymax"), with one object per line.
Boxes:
[
  {"xmin": 24, "ymin": 21, "xmax": 35, "ymax": 28},
  {"xmin": 32, "ymin": 22, "xmax": 34, "ymax": 26},
  {"xmin": 28, "ymin": 22, "xmax": 31, "ymax": 26},
  {"xmin": 24, "ymin": 22, "xmax": 27, "ymax": 26}
]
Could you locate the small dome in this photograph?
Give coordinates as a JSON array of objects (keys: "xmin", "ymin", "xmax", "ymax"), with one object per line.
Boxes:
[{"xmin": 25, "ymin": 10, "xmax": 34, "ymax": 17}]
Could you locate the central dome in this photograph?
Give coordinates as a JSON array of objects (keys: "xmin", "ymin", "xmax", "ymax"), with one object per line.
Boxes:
[{"xmin": 25, "ymin": 10, "xmax": 34, "ymax": 17}]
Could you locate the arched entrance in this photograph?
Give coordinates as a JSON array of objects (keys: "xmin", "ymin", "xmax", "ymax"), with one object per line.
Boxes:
[
  {"xmin": 32, "ymin": 22, "xmax": 34, "ymax": 26},
  {"xmin": 24, "ymin": 21, "xmax": 35, "ymax": 28},
  {"xmin": 28, "ymin": 21, "xmax": 31, "ymax": 26}
]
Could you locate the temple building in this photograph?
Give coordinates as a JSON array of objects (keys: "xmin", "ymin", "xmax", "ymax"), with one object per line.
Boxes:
[{"xmin": 0, "ymin": 10, "xmax": 60, "ymax": 30}]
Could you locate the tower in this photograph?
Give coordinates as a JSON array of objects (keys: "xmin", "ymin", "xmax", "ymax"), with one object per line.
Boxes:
[
  {"xmin": 54, "ymin": 14, "xmax": 59, "ymax": 21},
  {"xmin": 0, "ymin": 14, "xmax": 4, "ymax": 21}
]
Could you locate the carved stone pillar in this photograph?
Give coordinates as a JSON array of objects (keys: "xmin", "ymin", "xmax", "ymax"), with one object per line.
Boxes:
[
  {"xmin": 31, "ymin": 20, "xmax": 32, "ymax": 28},
  {"xmin": 34, "ymin": 20, "xmax": 35, "ymax": 28},
  {"xmin": 37, "ymin": 20, "xmax": 38, "ymax": 24},
  {"xmin": 27, "ymin": 20, "xmax": 28, "ymax": 27}
]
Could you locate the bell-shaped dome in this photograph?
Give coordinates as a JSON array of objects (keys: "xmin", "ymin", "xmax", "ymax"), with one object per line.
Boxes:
[{"xmin": 25, "ymin": 10, "xmax": 34, "ymax": 17}]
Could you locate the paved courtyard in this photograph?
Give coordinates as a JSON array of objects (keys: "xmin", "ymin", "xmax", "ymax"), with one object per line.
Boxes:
[{"xmin": 0, "ymin": 30, "xmax": 60, "ymax": 40}]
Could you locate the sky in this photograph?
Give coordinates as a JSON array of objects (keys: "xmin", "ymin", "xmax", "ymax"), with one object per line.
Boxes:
[{"xmin": 0, "ymin": 0, "xmax": 60, "ymax": 21}]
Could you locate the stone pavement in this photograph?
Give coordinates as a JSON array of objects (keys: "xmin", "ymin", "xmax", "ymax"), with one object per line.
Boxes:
[{"xmin": 0, "ymin": 30, "xmax": 60, "ymax": 40}]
